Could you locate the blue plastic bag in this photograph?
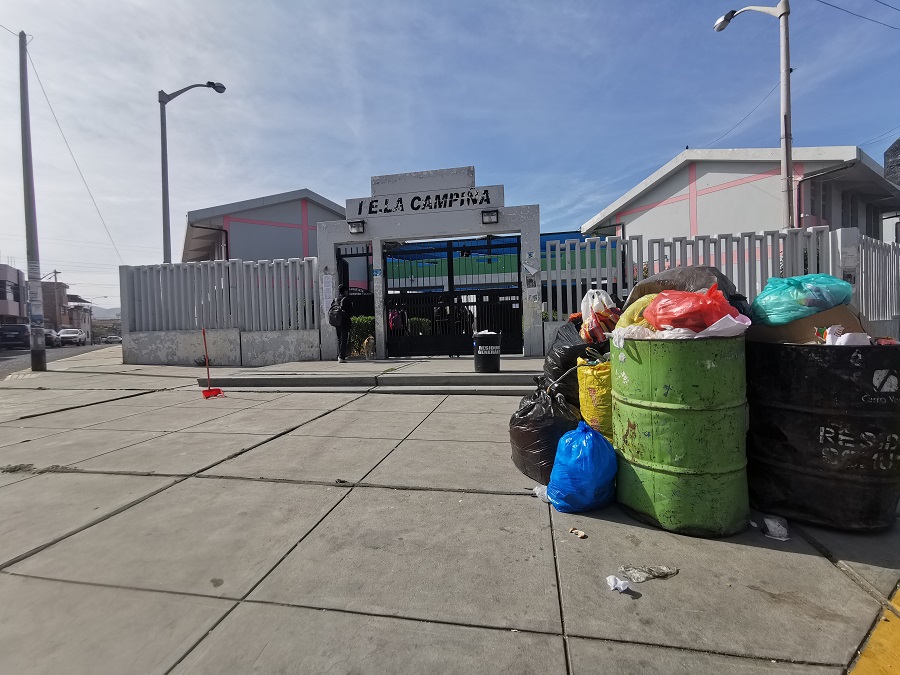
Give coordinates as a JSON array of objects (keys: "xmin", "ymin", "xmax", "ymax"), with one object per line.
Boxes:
[
  {"xmin": 750, "ymin": 273, "xmax": 853, "ymax": 326},
  {"xmin": 547, "ymin": 421, "xmax": 617, "ymax": 513}
]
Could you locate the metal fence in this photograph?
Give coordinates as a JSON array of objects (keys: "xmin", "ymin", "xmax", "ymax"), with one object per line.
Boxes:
[
  {"xmin": 858, "ymin": 235, "xmax": 900, "ymax": 322},
  {"xmin": 120, "ymin": 258, "xmax": 319, "ymax": 333},
  {"xmin": 543, "ymin": 226, "xmax": 841, "ymax": 318}
]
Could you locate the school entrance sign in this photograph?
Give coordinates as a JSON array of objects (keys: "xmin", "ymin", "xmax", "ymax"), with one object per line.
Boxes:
[{"xmin": 317, "ymin": 167, "xmax": 542, "ymax": 360}]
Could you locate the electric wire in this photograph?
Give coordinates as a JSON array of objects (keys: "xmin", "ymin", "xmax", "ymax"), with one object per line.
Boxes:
[
  {"xmin": 25, "ymin": 49, "xmax": 126, "ymax": 265},
  {"xmin": 859, "ymin": 124, "xmax": 900, "ymax": 146},
  {"xmin": 701, "ymin": 82, "xmax": 780, "ymax": 148},
  {"xmin": 812, "ymin": 0, "xmax": 900, "ymax": 29},
  {"xmin": 871, "ymin": 0, "xmax": 900, "ymax": 14}
]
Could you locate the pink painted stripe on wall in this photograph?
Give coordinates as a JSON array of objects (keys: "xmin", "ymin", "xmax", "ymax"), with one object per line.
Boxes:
[
  {"xmin": 689, "ymin": 162, "xmax": 698, "ymax": 237},
  {"xmin": 615, "ymin": 165, "xmax": 784, "ymax": 226}
]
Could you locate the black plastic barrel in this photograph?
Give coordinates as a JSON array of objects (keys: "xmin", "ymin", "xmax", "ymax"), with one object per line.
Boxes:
[
  {"xmin": 746, "ymin": 342, "xmax": 900, "ymax": 531},
  {"xmin": 473, "ymin": 332, "xmax": 501, "ymax": 373}
]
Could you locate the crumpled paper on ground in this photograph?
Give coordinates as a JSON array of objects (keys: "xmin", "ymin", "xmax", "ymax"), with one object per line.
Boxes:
[
  {"xmin": 606, "ymin": 575, "xmax": 630, "ymax": 592},
  {"xmin": 762, "ymin": 516, "xmax": 790, "ymax": 541},
  {"xmin": 618, "ymin": 565, "xmax": 679, "ymax": 583}
]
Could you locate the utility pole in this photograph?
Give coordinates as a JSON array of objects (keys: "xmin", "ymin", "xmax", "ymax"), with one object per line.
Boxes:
[{"xmin": 19, "ymin": 31, "xmax": 45, "ymax": 371}]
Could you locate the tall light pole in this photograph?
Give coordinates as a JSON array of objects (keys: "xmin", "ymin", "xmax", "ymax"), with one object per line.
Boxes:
[
  {"xmin": 86, "ymin": 295, "xmax": 108, "ymax": 344},
  {"xmin": 714, "ymin": 0, "xmax": 794, "ymax": 230},
  {"xmin": 159, "ymin": 81, "xmax": 226, "ymax": 264}
]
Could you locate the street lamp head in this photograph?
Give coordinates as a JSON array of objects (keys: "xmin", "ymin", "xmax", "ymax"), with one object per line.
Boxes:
[
  {"xmin": 714, "ymin": 10, "xmax": 736, "ymax": 31},
  {"xmin": 207, "ymin": 81, "xmax": 226, "ymax": 94}
]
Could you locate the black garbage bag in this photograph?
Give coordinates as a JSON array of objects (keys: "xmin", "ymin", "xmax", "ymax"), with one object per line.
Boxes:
[
  {"xmin": 543, "ymin": 321, "xmax": 609, "ymax": 407},
  {"xmin": 624, "ymin": 265, "xmax": 751, "ymax": 317},
  {"xmin": 510, "ymin": 379, "xmax": 581, "ymax": 485}
]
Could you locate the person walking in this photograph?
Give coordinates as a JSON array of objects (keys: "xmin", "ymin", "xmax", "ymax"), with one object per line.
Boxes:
[{"xmin": 334, "ymin": 284, "xmax": 354, "ymax": 363}]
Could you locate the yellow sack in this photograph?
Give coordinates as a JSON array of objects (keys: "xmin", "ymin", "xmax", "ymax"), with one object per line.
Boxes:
[
  {"xmin": 617, "ymin": 293, "xmax": 658, "ymax": 329},
  {"xmin": 577, "ymin": 356, "xmax": 612, "ymax": 440}
]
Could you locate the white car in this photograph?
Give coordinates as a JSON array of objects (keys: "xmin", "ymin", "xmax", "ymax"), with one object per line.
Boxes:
[
  {"xmin": 58, "ymin": 328, "xmax": 87, "ymax": 346},
  {"xmin": 105, "ymin": 335, "xmax": 122, "ymax": 344}
]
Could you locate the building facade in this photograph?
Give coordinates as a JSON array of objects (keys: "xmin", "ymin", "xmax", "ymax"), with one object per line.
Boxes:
[
  {"xmin": 41, "ymin": 281, "xmax": 69, "ymax": 332},
  {"xmin": 182, "ymin": 188, "xmax": 345, "ymax": 262},
  {"xmin": 0, "ymin": 265, "xmax": 27, "ymax": 325},
  {"xmin": 581, "ymin": 146, "xmax": 900, "ymax": 244}
]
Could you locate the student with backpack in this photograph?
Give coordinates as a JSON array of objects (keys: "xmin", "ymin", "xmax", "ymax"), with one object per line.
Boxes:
[{"xmin": 328, "ymin": 284, "xmax": 354, "ymax": 363}]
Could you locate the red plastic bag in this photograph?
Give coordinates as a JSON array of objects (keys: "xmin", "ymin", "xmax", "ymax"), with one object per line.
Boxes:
[{"xmin": 644, "ymin": 284, "xmax": 739, "ymax": 333}]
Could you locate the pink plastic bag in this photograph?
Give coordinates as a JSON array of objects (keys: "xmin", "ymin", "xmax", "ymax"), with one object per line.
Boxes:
[{"xmin": 644, "ymin": 284, "xmax": 739, "ymax": 333}]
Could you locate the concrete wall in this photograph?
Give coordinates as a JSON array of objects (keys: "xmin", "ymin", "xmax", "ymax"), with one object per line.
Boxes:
[
  {"xmin": 124, "ymin": 329, "xmax": 241, "ymax": 367},
  {"xmin": 240, "ymin": 330, "xmax": 320, "ymax": 366},
  {"xmin": 123, "ymin": 328, "xmax": 321, "ymax": 366},
  {"xmin": 230, "ymin": 221, "xmax": 305, "ymax": 262}
]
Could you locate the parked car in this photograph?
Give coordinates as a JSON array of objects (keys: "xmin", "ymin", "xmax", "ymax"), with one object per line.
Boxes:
[
  {"xmin": 0, "ymin": 323, "xmax": 31, "ymax": 349},
  {"xmin": 105, "ymin": 335, "xmax": 122, "ymax": 344},
  {"xmin": 58, "ymin": 328, "xmax": 87, "ymax": 346},
  {"xmin": 44, "ymin": 329, "xmax": 61, "ymax": 347}
]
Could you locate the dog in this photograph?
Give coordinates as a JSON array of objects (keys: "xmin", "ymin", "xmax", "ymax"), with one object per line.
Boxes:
[{"xmin": 362, "ymin": 336, "xmax": 376, "ymax": 360}]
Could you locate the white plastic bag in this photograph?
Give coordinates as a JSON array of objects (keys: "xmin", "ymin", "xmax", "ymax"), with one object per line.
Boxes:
[{"xmin": 581, "ymin": 289, "xmax": 616, "ymax": 318}]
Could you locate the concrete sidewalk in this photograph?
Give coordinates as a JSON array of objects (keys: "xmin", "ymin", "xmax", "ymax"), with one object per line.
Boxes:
[{"xmin": 0, "ymin": 348, "xmax": 897, "ymax": 673}]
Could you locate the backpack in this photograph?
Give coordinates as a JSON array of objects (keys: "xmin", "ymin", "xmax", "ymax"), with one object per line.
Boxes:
[{"xmin": 328, "ymin": 298, "xmax": 345, "ymax": 327}]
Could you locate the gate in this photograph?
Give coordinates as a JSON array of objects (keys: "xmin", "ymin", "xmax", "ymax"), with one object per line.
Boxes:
[
  {"xmin": 337, "ymin": 243, "xmax": 374, "ymax": 316},
  {"xmin": 384, "ymin": 236, "xmax": 522, "ymax": 357}
]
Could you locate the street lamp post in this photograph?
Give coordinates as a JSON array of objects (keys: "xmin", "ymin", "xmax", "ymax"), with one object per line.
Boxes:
[
  {"xmin": 714, "ymin": 0, "xmax": 794, "ymax": 230},
  {"xmin": 86, "ymin": 295, "xmax": 108, "ymax": 344},
  {"xmin": 159, "ymin": 81, "xmax": 226, "ymax": 264}
]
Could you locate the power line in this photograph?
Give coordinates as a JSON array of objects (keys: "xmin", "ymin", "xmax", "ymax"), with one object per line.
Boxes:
[
  {"xmin": 25, "ymin": 49, "xmax": 126, "ymax": 265},
  {"xmin": 0, "ymin": 23, "xmax": 18, "ymax": 36},
  {"xmin": 859, "ymin": 124, "xmax": 900, "ymax": 146},
  {"xmin": 871, "ymin": 0, "xmax": 900, "ymax": 14},
  {"xmin": 812, "ymin": 0, "xmax": 900, "ymax": 28},
  {"xmin": 701, "ymin": 81, "xmax": 780, "ymax": 148}
]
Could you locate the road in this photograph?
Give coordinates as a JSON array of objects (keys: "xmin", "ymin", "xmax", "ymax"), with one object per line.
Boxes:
[{"xmin": 0, "ymin": 344, "xmax": 108, "ymax": 380}]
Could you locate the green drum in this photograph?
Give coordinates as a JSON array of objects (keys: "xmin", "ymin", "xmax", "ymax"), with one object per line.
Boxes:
[{"xmin": 611, "ymin": 337, "xmax": 749, "ymax": 537}]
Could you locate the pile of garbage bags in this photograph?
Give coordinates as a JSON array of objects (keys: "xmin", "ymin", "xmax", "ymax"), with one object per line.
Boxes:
[
  {"xmin": 747, "ymin": 273, "xmax": 894, "ymax": 346},
  {"xmin": 508, "ymin": 265, "xmax": 892, "ymax": 515}
]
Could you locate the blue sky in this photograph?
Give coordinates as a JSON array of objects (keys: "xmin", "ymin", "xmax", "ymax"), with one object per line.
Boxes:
[{"xmin": 1, "ymin": 0, "xmax": 898, "ymax": 307}]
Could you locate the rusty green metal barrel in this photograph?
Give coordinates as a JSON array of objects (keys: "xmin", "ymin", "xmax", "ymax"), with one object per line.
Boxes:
[{"xmin": 611, "ymin": 337, "xmax": 749, "ymax": 537}]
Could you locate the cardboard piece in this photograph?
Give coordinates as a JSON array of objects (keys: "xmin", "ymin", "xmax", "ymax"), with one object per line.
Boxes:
[{"xmin": 746, "ymin": 304, "xmax": 865, "ymax": 344}]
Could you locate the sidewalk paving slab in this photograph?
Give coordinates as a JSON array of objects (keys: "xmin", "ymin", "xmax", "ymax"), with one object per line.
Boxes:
[
  {"xmin": 434, "ymin": 395, "xmax": 522, "ymax": 415},
  {"xmin": 363, "ymin": 439, "xmax": 533, "ymax": 493},
  {"xmin": 89, "ymin": 406, "xmax": 236, "ymax": 432},
  {"xmin": 0, "ymin": 405, "xmax": 147, "ymax": 429},
  {"xmin": 247, "ymin": 391, "xmax": 363, "ymax": 410},
  {"xmin": 0, "ymin": 429, "xmax": 163, "ymax": 467},
  {"xmin": 202, "ymin": 435, "xmax": 400, "ymax": 483},
  {"xmin": 551, "ymin": 506, "xmax": 881, "ymax": 665},
  {"xmin": 409, "ymin": 411, "xmax": 512, "ymax": 443},
  {"xmin": 10, "ymin": 477, "xmax": 349, "ymax": 598},
  {"xmin": 0, "ymin": 573, "xmax": 233, "ymax": 675},
  {"xmin": 173, "ymin": 601, "xmax": 566, "ymax": 675},
  {"xmin": 165, "ymin": 391, "xmax": 289, "ymax": 409},
  {"xmin": 288, "ymin": 410, "xmax": 430, "ymax": 440},
  {"xmin": 0, "ymin": 427, "xmax": 65, "ymax": 449},
  {"xmin": 568, "ymin": 638, "xmax": 842, "ymax": 675},
  {"xmin": 340, "ymin": 393, "xmax": 447, "ymax": 413},
  {"xmin": 0, "ymin": 473, "xmax": 31, "ymax": 488},
  {"xmin": 249, "ymin": 489, "xmax": 561, "ymax": 633},
  {"xmin": 181, "ymin": 407, "xmax": 329, "ymax": 435},
  {"xmin": 798, "ymin": 524, "xmax": 900, "ymax": 597},
  {"xmin": 0, "ymin": 472, "xmax": 175, "ymax": 568},
  {"xmin": 101, "ymin": 391, "xmax": 207, "ymax": 407},
  {"xmin": 74, "ymin": 432, "xmax": 266, "ymax": 475}
]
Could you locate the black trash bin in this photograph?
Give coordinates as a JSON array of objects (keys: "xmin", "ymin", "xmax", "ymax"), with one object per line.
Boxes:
[
  {"xmin": 473, "ymin": 331, "xmax": 501, "ymax": 373},
  {"xmin": 746, "ymin": 341, "xmax": 900, "ymax": 531}
]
